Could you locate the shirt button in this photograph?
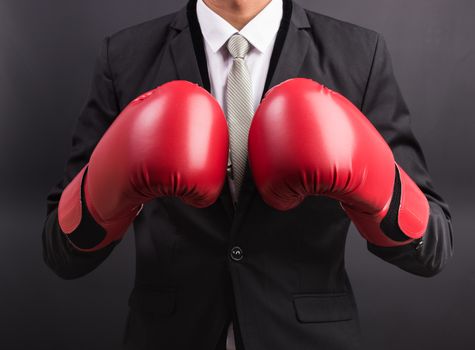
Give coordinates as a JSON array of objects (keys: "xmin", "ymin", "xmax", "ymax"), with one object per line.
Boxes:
[{"xmin": 230, "ymin": 246, "xmax": 244, "ymax": 261}]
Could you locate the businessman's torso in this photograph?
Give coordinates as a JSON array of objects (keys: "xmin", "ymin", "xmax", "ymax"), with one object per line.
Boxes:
[{"xmin": 102, "ymin": 1, "xmax": 380, "ymax": 348}]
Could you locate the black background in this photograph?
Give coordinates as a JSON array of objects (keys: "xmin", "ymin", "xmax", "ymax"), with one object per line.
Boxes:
[{"xmin": 1, "ymin": 0, "xmax": 474, "ymax": 349}]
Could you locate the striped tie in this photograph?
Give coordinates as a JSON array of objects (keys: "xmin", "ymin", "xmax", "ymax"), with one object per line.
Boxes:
[{"xmin": 225, "ymin": 33, "xmax": 253, "ymax": 201}]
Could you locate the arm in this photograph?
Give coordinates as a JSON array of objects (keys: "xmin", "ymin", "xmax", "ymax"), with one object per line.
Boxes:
[
  {"xmin": 362, "ymin": 33, "xmax": 454, "ymax": 277},
  {"xmin": 42, "ymin": 37, "xmax": 120, "ymax": 279}
]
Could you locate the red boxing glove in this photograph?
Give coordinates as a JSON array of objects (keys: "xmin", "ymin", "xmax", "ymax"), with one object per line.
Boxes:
[
  {"xmin": 58, "ymin": 80, "xmax": 229, "ymax": 251},
  {"xmin": 248, "ymin": 78, "xmax": 429, "ymax": 247}
]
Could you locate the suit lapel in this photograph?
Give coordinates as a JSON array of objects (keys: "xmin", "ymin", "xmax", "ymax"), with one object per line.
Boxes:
[
  {"xmin": 233, "ymin": 0, "xmax": 312, "ymax": 220},
  {"xmin": 169, "ymin": 6, "xmax": 204, "ymax": 87}
]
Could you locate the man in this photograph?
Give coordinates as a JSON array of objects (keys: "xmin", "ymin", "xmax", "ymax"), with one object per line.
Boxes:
[{"xmin": 42, "ymin": 0, "xmax": 454, "ymax": 349}]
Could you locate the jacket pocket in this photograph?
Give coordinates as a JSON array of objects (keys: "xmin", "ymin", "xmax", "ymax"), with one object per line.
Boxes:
[
  {"xmin": 292, "ymin": 292, "xmax": 354, "ymax": 323},
  {"xmin": 128, "ymin": 284, "xmax": 176, "ymax": 317}
]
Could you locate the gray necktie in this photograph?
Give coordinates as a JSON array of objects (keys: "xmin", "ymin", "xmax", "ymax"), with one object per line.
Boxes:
[{"xmin": 225, "ymin": 33, "xmax": 253, "ymax": 201}]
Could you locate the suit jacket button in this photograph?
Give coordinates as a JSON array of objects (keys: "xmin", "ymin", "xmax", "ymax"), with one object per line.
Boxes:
[{"xmin": 230, "ymin": 246, "xmax": 243, "ymax": 261}]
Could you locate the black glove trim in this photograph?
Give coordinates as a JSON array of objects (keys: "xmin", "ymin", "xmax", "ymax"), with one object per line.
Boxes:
[
  {"xmin": 66, "ymin": 167, "xmax": 107, "ymax": 249},
  {"xmin": 380, "ymin": 165, "xmax": 410, "ymax": 242}
]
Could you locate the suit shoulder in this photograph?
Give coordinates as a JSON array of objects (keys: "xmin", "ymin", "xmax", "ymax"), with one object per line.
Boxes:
[
  {"xmin": 304, "ymin": 9, "xmax": 380, "ymax": 53},
  {"xmin": 304, "ymin": 9, "xmax": 379, "ymax": 40},
  {"xmin": 300, "ymin": 8, "xmax": 386, "ymax": 107},
  {"xmin": 110, "ymin": 11, "xmax": 177, "ymax": 41},
  {"xmin": 107, "ymin": 11, "xmax": 178, "ymax": 51}
]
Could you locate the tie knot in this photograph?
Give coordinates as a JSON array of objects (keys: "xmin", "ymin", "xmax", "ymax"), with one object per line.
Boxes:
[{"xmin": 227, "ymin": 34, "xmax": 250, "ymax": 59}]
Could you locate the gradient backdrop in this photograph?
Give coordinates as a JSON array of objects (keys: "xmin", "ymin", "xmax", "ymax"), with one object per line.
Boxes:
[{"xmin": 1, "ymin": 0, "xmax": 474, "ymax": 349}]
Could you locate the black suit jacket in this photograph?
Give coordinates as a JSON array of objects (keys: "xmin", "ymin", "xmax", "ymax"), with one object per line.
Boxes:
[{"xmin": 42, "ymin": 1, "xmax": 453, "ymax": 349}]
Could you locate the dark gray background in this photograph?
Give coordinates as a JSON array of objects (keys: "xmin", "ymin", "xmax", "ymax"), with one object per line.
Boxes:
[{"xmin": 1, "ymin": 0, "xmax": 474, "ymax": 349}]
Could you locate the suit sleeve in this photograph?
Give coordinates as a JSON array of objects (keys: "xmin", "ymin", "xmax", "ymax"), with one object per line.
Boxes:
[
  {"xmin": 42, "ymin": 36, "xmax": 121, "ymax": 279},
  {"xmin": 361, "ymin": 33, "xmax": 454, "ymax": 277}
]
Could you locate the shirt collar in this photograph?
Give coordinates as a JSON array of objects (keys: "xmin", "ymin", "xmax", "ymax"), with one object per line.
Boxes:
[{"xmin": 196, "ymin": 0, "xmax": 283, "ymax": 54}]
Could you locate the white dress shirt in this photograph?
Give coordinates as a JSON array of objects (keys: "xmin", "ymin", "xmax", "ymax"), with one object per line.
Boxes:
[{"xmin": 196, "ymin": 0, "xmax": 283, "ymax": 348}]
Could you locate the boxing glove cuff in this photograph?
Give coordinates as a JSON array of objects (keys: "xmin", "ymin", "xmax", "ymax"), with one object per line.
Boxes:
[
  {"xmin": 58, "ymin": 165, "xmax": 139, "ymax": 251},
  {"xmin": 342, "ymin": 164, "xmax": 430, "ymax": 247}
]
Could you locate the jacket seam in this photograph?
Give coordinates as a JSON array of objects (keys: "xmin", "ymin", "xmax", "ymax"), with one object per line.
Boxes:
[
  {"xmin": 104, "ymin": 36, "xmax": 121, "ymax": 113},
  {"xmin": 360, "ymin": 33, "xmax": 380, "ymax": 112}
]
